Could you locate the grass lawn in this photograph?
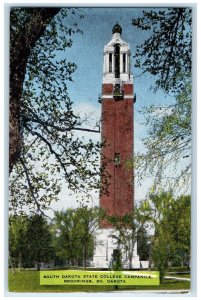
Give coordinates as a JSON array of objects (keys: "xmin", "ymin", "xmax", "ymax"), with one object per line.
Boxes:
[{"xmin": 8, "ymin": 270, "xmax": 190, "ymax": 293}]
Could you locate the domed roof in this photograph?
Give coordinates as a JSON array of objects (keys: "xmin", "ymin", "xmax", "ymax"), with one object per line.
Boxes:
[{"xmin": 112, "ymin": 23, "xmax": 122, "ymax": 34}]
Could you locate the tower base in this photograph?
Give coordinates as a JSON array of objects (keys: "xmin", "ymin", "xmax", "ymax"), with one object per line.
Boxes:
[{"xmin": 92, "ymin": 228, "xmax": 142, "ymax": 269}]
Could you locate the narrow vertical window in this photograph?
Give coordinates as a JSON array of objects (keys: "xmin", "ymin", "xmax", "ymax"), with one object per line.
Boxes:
[
  {"xmin": 114, "ymin": 44, "xmax": 120, "ymax": 78},
  {"xmin": 114, "ymin": 153, "xmax": 121, "ymax": 166},
  {"xmin": 123, "ymin": 53, "xmax": 126, "ymax": 73},
  {"xmin": 109, "ymin": 53, "xmax": 112, "ymax": 73}
]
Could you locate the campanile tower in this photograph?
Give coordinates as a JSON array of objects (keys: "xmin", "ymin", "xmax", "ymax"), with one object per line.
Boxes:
[
  {"xmin": 93, "ymin": 24, "xmax": 140, "ymax": 268},
  {"xmin": 100, "ymin": 23, "xmax": 134, "ymax": 226}
]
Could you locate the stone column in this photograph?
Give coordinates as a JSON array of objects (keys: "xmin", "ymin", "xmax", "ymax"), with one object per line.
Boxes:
[
  {"xmin": 120, "ymin": 53, "xmax": 123, "ymax": 73},
  {"xmin": 112, "ymin": 53, "xmax": 115, "ymax": 73},
  {"xmin": 127, "ymin": 54, "xmax": 130, "ymax": 73},
  {"xmin": 125, "ymin": 54, "xmax": 128, "ymax": 73},
  {"xmin": 103, "ymin": 53, "xmax": 106, "ymax": 74},
  {"xmin": 129, "ymin": 54, "xmax": 130, "ymax": 73},
  {"xmin": 106, "ymin": 53, "xmax": 109, "ymax": 73}
]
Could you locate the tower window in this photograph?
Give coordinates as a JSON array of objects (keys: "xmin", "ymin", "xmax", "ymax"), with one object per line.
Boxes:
[
  {"xmin": 123, "ymin": 53, "xmax": 126, "ymax": 73},
  {"xmin": 114, "ymin": 44, "xmax": 120, "ymax": 78},
  {"xmin": 114, "ymin": 84, "xmax": 120, "ymax": 94},
  {"xmin": 114, "ymin": 153, "xmax": 121, "ymax": 166},
  {"xmin": 109, "ymin": 53, "xmax": 112, "ymax": 73}
]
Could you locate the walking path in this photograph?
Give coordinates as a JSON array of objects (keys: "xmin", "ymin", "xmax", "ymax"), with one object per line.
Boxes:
[
  {"xmin": 165, "ymin": 276, "xmax": 190, "ymax": 282},
  {"xmin": 108, "ymin": 276, "xmax": 191, "ymax": 294}
]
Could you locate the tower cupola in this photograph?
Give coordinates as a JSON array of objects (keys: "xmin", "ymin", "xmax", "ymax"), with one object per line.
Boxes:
[
  {"xmin": 112, "ymin": 23, "xmax": 122, "ymax": 34},
  {"xmin": 103, "ymin": 23, "xmax": 133, "ymax": 86}
]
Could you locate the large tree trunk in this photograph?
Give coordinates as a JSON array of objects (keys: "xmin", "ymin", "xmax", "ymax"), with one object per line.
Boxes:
[{"xmin": 9, "ymin": 8, "xmax": 60, "ymax": 173}]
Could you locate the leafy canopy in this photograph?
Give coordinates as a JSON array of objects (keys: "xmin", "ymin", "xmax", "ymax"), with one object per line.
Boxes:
[
  {"xmin": 133, "ymin": 8, "xmax": 192, "ymax": 94},
  {"xmin": 132, "ymin": 8, "xmax": 192, "ymax": 190},
  {"xmin": 9, "ymin": 8, "xmax": 105, "ymax": 214}
]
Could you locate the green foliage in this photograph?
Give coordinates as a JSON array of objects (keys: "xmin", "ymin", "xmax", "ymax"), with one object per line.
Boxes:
[
  {"xmin": 110, "ymin": 249, "xmax": 122, "ymax": 271},
  {"xmin": 9, "ymin": 207, "xmax": 104, "ymax": 270},
  {"xmin": 138, "ymin": 191, "xmax": 191, "ymax": 281},
  {"xmin": 132, "ymin": 8, "xmax": 192, "ymax": 190},
  {"xmin": 152, "ymin": 234, "xmax": 169, "ymax": 282},
  {"xmin": 162, "ymin": 194, "xmax": 191, "ymax": 267},
  {"xmin": 137, "ymin": 226, "xmax": 149, "ymax": 261},
  {"xmin": 9, "ymin": 214, "xmax": 54, "ymax": 269},
  {"xmin": 51, "ymin": 206, "xmax": 104, "ymax": 269},
  {"xmin": 107, "ymin": 211, "xmax": 139, "ymax": 269},
  {"xmin": 9, "ymin": 8, "xmax": 104, "ymax": 214},
  {"xmin": 26, "ymin": 214, "xmax": 54, "ymax": 269},
  {"xmin": 73, "ymin": 206, "xmax": 105, "ymax": 269},
  {"xmin": 132, "ymin": 8, "xmax": 192, "ymax": 94},
  {"xmin": 51, "ymin": 209, "xmax": 77, "ymax": 264},
  {"xmin": 135, "ymin": 83, "xmax": 191, "ymax": 190},
  {"xmin": 9, "ymin": 215, "xmax": 29, "ymax": 268}
]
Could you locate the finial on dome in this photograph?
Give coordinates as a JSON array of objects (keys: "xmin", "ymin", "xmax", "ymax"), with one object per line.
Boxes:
[{"xmin": 112, "ymin": 23, "xmax": 122, "ymax": 35}]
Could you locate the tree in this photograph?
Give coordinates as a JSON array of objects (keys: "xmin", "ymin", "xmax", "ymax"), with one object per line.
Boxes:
[
  {"xmin": 9, "ymin": 214, "xmax": 54, "ymax": 270},
  {"xmin": 161, "ymin": 194, "xmax": 191, "ymax": 268},
  {"xmin": 151, "ymin": 233, "xmax": 169, "ymax": 282},
  {"xmin": 107, "ymin": 210, "xmax": 139, "ymax": 270},
  {"xmin": 132, "ymin": 8, "xmax": 192, "ymax": 190},
  {"xmin": 51, "ymin": 209, "xmax": 81, "ymax": 266},
  {"xmin": 138, "ymin": 192, "xmax": 173, "ymax": 282},
  {"xmin": 51, "ymin": 206, "xmax": 104, "ymax": 269},
  {"xmin": 9, "ymin": 8, "xmax": 107, "ymax": 214},
  {"xmin": 135, "ymin": 83, "xmax": 191, "ymax": 190},
  {"xmin": 138, "ymin": 191, "xmax": 191, "ymax": 281},
  {"xmin": 74, "ymin": 206, "xmax": 104, "ymax": 270},
  {"xmin": 26, "ymin": 214, "xmax": 54, "ymax": 270},
  {"xmin": 137, "ymin": 225, "xmax": 149, "ymax": 261},
  {"xmin": 9, "ymin": 214, "xmax": 29, "ymax": 270},
  {"xmin": 110, "ymin": 249, "xmax": 122, "ymax": 272},
  {"xmin": 132, "ymin": 8, "xmax": 192, "ymax": 95},
  {"xmin": 10, "ymin": 8, "xmax": 60, "ymax": 172}
]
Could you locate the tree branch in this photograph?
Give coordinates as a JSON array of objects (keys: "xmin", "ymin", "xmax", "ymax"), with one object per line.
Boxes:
[
  {"xmin": 25, "ymin": 124, "xmax": 69, "ymax": 178},
  {"xmin": 19, "ymin": 157, "xmax": 44, "ymax": 215},
  {"xmin": 24, "ymin": 116, "xmax": 100, "ymax": 133}
]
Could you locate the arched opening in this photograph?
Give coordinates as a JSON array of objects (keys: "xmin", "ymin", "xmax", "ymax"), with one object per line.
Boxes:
[
  {"xmin": 114, "ymin": 44, "xmax": 120, "ymax": 78},
  {"xmin": 109, "ymin": 53, "xmax": 112, "ymax": 73},
  {"xmin": 123, "ymin": 53, "xmax": 126, "ymax": 73}
]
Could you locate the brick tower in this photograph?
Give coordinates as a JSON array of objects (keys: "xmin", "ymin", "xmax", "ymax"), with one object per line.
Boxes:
[
  {"xmin": 93, "ymin": 24, "xmax": 139, "ymax": 268},
  {"xmin": 100, "ymin": 23, "xmax": 134, "ymax": 226}
]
